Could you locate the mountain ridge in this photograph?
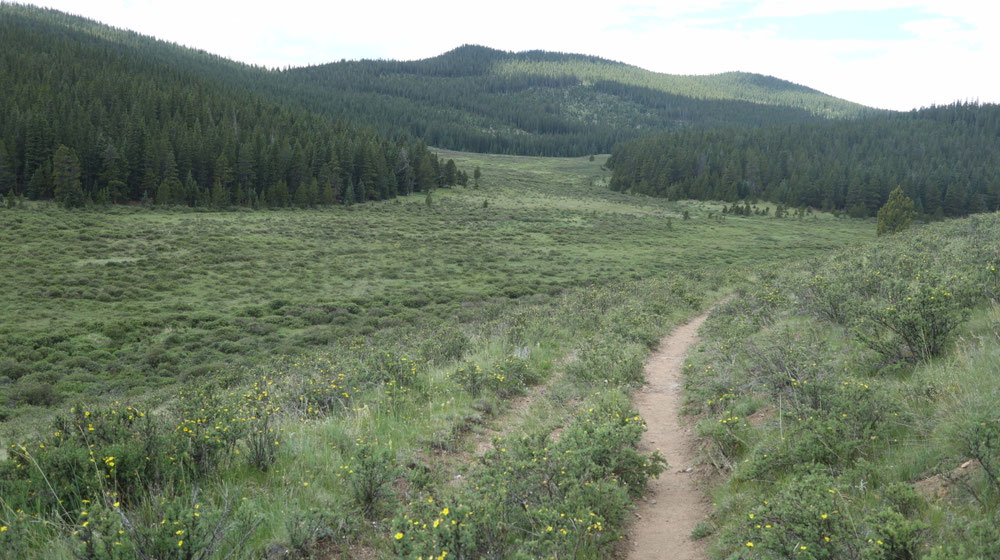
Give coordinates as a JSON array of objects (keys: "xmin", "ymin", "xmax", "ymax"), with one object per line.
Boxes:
[
  {"xmin": 279, "ymin": 43, "xmax": 872, "ymax": 155},
  {"xmin": 2, "ymin": 3, "xmax": 873, "ymax": 159},
  {"xmin": 338, "ymin": 44, "xmax": 846, "ymax": 103}
]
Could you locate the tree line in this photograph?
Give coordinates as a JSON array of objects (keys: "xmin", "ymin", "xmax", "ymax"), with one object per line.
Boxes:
[
  {"xmin": 606, "ymin": 102, "xmax": 1000, "ymax": 217},
  {"xmin": 0, "ymin": 4, "xmax": 873, "ymax": 194},
  {"xmin": 0, "ymin": 4, "xmax": 467, "ymax": 208}
]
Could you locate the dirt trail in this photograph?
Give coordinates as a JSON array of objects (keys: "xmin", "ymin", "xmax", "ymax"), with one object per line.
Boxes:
[
  {"xmin": 627, "ymin": 311, "xmax": 712, "ymax": 560},
  {"xmin": 471, "ymin": 352, "xmax": 576, "ymax": 456}
]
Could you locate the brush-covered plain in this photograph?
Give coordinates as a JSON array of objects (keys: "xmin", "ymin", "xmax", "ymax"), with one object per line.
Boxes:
[
  {"xmin": 0, "ymin": 155, "xmax": 863, "ymax": 423},
  {"xmin": 0, "ymin": 153, "xmax": 872, "ymax": 558}
]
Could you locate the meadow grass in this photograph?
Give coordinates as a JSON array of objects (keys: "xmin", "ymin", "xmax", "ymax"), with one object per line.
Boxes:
[
  {"xmin": 684, "ymin": 214, "xmax": 1000, "ymax": 559},
  {"xmin": 0, "ymin": 152, "xmax": 873, "ymax": 558}
]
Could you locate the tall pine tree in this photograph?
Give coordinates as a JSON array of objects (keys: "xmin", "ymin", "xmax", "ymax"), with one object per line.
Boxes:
[{"xmin": 52, "ymin": 145, "xmax": 84, "ymax": 208}]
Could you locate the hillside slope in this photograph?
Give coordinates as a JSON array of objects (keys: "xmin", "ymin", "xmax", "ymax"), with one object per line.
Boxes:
[
  {"xmin": 282, "ymin": 45, "xmax": 872, "ymax": 155},
  {"xmin": 606, "ymin": 102, "xmax": 1000, "ymax": 216},
  {"xmin": 0, "ymin": 4, "xmax": 459, "ymax": 207},
  {"xmin": 1, "ymin": 4, "xmax": 875, "ymax": 195}
]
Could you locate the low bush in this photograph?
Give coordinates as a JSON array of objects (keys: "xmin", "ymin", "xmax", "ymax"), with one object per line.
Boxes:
[
  {"xmin": 418, "ymin": 325, "xmax": 471, "ymax": 365},
  {"xmin": 739, "ymin": 468, "xmax": 851, "ymax": 560},
  {"xmin": 849, "ymin": 275, "xmax": 972, "ymax": 363},
  {"xmin": 449, "ymin": 355, "xmax": 538, "ymax": 399},
  {"xmin": 391, "ymin": 392, "xmax": 665, "ymax": 559},
  {"xmin": 959, "ymin": 413, "xmax": 1000, "ymax": 493},
  {"xmin": 73, "ymin": 491, "xmax": 258, "ymax": 560},
  {"xmin": 342, "ymin": 441, "xmax": 399, "ymax": 520},
  {"xmin": 565, "ymin": 336, "xmax": 645, "ymax": 387}
]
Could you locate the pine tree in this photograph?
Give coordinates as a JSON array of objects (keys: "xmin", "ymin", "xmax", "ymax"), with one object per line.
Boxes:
[
  {"xmin": 320, "ymin": 171, "xmax": 336, "ymax": 205},
  {"xmin": 876, "ymin": 186, "xmax": 917, "ymax": 236},
  {"xmin": 215, "ymin": 153, "xmax": 235, "ymax": 197},
  {"xmin": 395, "ymin": 147, "xmax": 414, "ymax": 195},
  {"xmin": 267, "ymin": 179, "xmax": 289, "ymax": 207},
  {"xmin": 0, "ymin": 140, "xmax": 16, "ymax": 195},
  {"xmin": 27, "ymin": 160, "xmax": 53, "ymax": 200},
  {"xmin": 24, "ymin": 112, "xmax": 50, "ymax": 180},
  {"xmin": 295, "ymin": 176, "xmax": 318, "ymax": 207},
  {"xmin": 211, "ymin": 177, "xmax": 228, "ymax": 207},
  {"xmin": 183, "ymin": 171, "xmax": 200, "ymax": 206},
  {"xmin": 236, "ymin": 144, "xmax": 257, "ymax": 198},
  {"xmin": 413, "ymin": 150, "xmax": 435, "ymax": 192},
  {"xmin": 720, "ymin": 163, "xmax": 739, "ymax": 202},
  {"xmin": 155, "ymin": 179, "xmax": 172, "ymax": 206},
  {"xmin": 942, "ymin": 182, "xmax": 967, "ymax": 216},
  {"xmin": 52, "ymin": 145, "xmax": 84, "ymax": 207},
  {"xmin": 443, "ymin": 159, "xmax": 458, "ymax": 186},
  {"xmin": 343, "ymin": 177, "xmax": 356, "ymax": 206}
]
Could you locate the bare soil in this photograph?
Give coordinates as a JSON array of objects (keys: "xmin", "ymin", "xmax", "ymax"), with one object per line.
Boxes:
[{"xmin": 626, "ymin": 311, "xmax": 713, "ymax": 560}]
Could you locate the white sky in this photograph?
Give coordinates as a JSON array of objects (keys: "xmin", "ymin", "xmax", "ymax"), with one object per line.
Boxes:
[{"xmin": 13, "ymin": 0, "xmax": 1000, "ymax": 110}]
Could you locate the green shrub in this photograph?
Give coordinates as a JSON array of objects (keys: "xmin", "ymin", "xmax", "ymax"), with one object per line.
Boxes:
[
  {"xmin": 850, "ymin": 276, "xmax": 972, "ymax": 363},
  {"xmin": 245, "ymin": 413, "xmax": 279, "ymax": 472},
  {"xmin": 691, "ymin": 521, "xmax": 714, "ymax": 540},
  {"xmin": 959, "ymin": 413, "xmax": 1000, "ymax": 492},
  {"xmin": 6, "ymin": 406, "xmax": 176, "ymax": 510},
  {"xmin": 449, "ymin": 361, "xmax": 487, "ymax": 397},
  {"xmin": 924, "ymin": 514, "xmax": 1000, "ymax": 560},
  {"xmin": 74, "ymin": 491, "xmax": 257, "ymax": 560},
  {"xmin": 418, "ymin": 326, "xmax": 470, "ymax": 365},
  {"xmin": 448, "ymin": 356, "xmax": 537, "ymax": 399},
  {"xmin": 980, "ymin": 261, "xmax": 999, "ymax": 303},
  {"xmin": 10, "ymin": 379, "xmax": 59, "ymax": 406},
  {"xmin": 741, "ymin": 468, "xmax": 850, "ymax": 559},
  {"xmin": 697, "ymin": 412, "xmax": 750, "ymax": 468},
  {"xmin": 392, "ymin": 392, "xmax": 664, "ymax": 559},
  {"xmin": 0, "ymin": 358, "xmax": 29, "ymax": 380},
  {"xmin": 284, "ymin": 507, "xmax": 361, "ymax": 558},
  {"xmin": 800, "ymin": 269, "xmax": 854, "ymax": 325},
  {"xmin": 496, "ymin": 355, "xmax": 539, "ymax": 397},
  {"xmin": 358, "ymin": 349, "xmax": 425, "ymax": 390},
  {"xmin": 860, "ymin": 509, "xmax": 926, "ymax": 560},
  {"xmin": 294, "ymin": 370, "xmax": 354, "ymax": 417},
  {"xmin": 343, "ymin": 441, "xmax": 399, "ymax": 519},
  {"xmin": 701, "ymin": 280, "xmax": 787, "ymax": 341},
  {"xmin": 881, "ymin": 482, "xmax": 925, "ymax": 517},
  {"xmin": 565, "ymin": 337, "xmax": 645, "ymax": 387}
]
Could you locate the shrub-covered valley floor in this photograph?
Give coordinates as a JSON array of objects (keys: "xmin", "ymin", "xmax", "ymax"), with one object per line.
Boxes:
[{"xmin": 0, "ymin": 152, "xmax": 880, "ymax": 558}]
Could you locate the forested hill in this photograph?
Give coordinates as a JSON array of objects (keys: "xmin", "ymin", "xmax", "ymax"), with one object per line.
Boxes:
[
  {"xmin": 279, "ymin": 45, "xmax": 871, "ymax": 156},
  {"xmin": 0, "ymin": 4, "xmax": 461, "ymax": 208},
  {"xmin": 0, "ymin": 3, "xmax": 876, "ymax": 206},
  {"xmin": 605, "ymin": 102, "xmax": 1000, "ymax": 217}
]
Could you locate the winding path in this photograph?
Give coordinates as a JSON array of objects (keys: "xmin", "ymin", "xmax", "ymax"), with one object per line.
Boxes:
[{"xmin": 627, "ymin": 310, "xmax": 712, "ymax": 560}]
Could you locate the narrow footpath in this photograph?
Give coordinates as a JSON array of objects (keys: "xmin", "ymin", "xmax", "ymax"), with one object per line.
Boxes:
[{"xmin": 627, "ymin": 310, "xmax": 712, "ymax": 560}]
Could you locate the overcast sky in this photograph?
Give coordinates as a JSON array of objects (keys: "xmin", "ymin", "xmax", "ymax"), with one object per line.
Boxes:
[{"xmin": 15, "ymin": 0, "xmax": 1000, "ymax": 110}]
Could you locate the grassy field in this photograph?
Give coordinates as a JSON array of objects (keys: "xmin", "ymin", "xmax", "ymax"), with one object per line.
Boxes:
[
  {"xmin": 0, "ymin": 154, "xmax": 864, "ymax": 429},
  {"xmin": 0, "ymin": 152, "xmax": 872, "ymax": 558}
]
